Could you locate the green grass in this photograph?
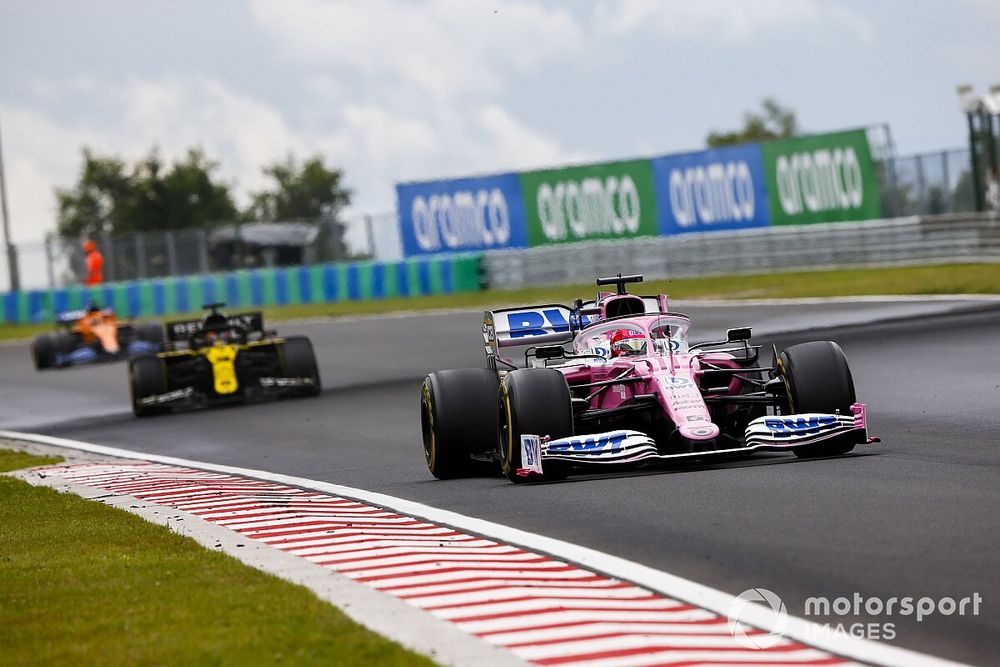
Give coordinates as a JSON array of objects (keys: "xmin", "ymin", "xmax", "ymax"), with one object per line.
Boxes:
[
  {"xmin": 0, "ymin": 452, "xmax": 434, "ymax": 666},
  {"xmin": 3, "ymin": 262, "xmax": 999, "ymax": 341},
  {"xmin": 0, "ymin": 449, "xmax": 63, "ymax": 472}
]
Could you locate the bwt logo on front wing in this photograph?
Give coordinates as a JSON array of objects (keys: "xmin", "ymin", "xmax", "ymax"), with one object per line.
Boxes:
[
  {"xmin": 548, "ymin": 432, "xmax": 628, "ymax": 454},
  {"xmin": 765, "ymin": 416, "xmax": 838, "ymax": 432},
  {"xmin": 411, "ymin": 189, "xmax": 511, "ymax": 252}
]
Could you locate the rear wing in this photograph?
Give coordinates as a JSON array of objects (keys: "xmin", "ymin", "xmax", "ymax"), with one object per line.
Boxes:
[
  {"xmin": 483, "ymin": 297, "xmax": 668, "ymax": 355},
  {"xmin": 56, "ymin": 308, "xmax": 113, "ymax": 326},
  {"xmin": 485, "ymin": 305, "xmax": 577, "ymax": 355},
  {"xmin": 164, "ymin": 311, "xmax": 264, "ymax": 343}
]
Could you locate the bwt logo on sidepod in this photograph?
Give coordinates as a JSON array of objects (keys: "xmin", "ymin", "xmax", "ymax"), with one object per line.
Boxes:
[
  {"xmin": 548, "ymin": 432, "xmax": 628, "ymax": 454},
  {"xmin": 411, "ymin": 188, "xmax": 511, "ymax": 252},
  {"xmin": 669, "ymin": 160, "xmax": 756, "ymax": 228}
]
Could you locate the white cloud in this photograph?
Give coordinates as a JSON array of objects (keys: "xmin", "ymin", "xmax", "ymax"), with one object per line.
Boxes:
[
  {"xmin": 250, "ymin": 0, "xmax": 584, "ymax": 99},
  {"xmin": 595, "ymin": 0, "xmax": 873, "ymax": 43},
  {"xmin": 1, "ymin": 76, "xmax": 312, "ymax": 247}
]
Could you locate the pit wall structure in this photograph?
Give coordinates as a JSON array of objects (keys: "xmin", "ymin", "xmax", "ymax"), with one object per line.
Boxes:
[{"xmin": 1, "ymin": 255, "xmax": 481, "ymax": 324}]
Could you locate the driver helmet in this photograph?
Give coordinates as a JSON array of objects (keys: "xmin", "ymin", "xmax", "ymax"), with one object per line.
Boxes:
[{"xmin": 610, "ymin": 329, "xmax": 646, "ymax": 357}]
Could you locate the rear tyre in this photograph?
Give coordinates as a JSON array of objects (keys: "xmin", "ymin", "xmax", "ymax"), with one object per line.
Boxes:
[
  {"xmin": 130, "ymin": 355, "xmax": 167, "ymax": 417},
  {"xmin": 32, "ymin": 334, "xmax": 55, "ymax": 370},
  {"xmin": 136, "ymin": 321, "xmax": 164, "ymax": 345},
  {"xmin": 280, "ymin": 336, "xmax": 322, "ymax": 397},
  {"xmin": 421, "ymin": 368, "xmax": 499, "ymax": 479},
  {"xmin": 498, "ymin": 368, "xmax": 573, "ymax": 483},
  {"xmin": 778, "ymin": 341, "xmax": 857, "ymax": 458}
]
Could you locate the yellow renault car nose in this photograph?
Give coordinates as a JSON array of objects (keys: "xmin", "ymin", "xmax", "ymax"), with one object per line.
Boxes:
[{"xmin": 204, "ymin": 340, "xmax": 239, "ymax": 395}]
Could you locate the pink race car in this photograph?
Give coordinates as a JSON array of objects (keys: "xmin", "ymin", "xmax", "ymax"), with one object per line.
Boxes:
[{"xmin": 420, "ymin": 273, "xmax": 878, "ymax": 483}]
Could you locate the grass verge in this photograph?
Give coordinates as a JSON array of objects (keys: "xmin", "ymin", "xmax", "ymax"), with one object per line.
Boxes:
[
  {"xmin": 2, "ymin": 262, "xmax": 998, "ymax": 342},
  {"xmin": 0, "ymin": 449, "xmax": 434, "ymax": 666},
  {"xmin": 0, "ymin": 448, "xmax": 63, "ymax": 472}
]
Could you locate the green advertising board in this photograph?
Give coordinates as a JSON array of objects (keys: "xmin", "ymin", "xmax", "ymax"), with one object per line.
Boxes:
[
  {"xmin": 519, "ymin": 159, "xmax": 659, "ymax": 247},
  {"xmin": 761, "ymin": 129, "xmax": 882, "ymax": 225}
]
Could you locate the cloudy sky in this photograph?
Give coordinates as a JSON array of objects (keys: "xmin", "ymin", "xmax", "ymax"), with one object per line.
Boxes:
[{"xmin": 1, "ymin": 0, "xmax": 998, "ymax": 253}]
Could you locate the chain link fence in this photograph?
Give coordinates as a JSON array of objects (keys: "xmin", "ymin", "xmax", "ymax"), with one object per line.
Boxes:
[
  {"xmin": 878, "ymin": 148, "xmax": 976, "ymax": 218},
  {"xmin": 1, "ymin": 212, "xmax": 401, "ymax": 291}
]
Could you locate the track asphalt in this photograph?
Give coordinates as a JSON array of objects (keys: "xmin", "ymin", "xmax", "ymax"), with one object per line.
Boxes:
[{"xmin": 2, "ymin": 298, "xmax": 998, "ymax": 664}]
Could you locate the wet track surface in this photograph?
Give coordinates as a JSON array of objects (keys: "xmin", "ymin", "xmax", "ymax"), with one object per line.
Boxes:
[{"xmin": 2, "ymin": 299, "xmax": 999, "ymax": 664}]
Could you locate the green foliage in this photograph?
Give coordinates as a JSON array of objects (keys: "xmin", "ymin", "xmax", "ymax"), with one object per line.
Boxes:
[
  {"xmin": 245, "ymin": 154, "xmax": 353, "ymax": 260},
  {"xmin": 246, "ymin": 154, "xmax": 352, "ymax": 223},
  {"xmin": 54, "ymin": 149, "xmax": 130, "ymax": 239},
  {"xmin": 0, "ymin": 449, "xmax": 63, "ymax": 472},
  {"xmin": 707, "ymin": 97, "xmax": 800, "ymax": 148},
  {"xmin": 55, "ymin": 147, "xmax": 238, "ymax": 240}
]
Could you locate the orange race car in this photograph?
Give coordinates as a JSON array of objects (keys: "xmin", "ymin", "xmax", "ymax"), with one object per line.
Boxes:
[{"xmin": 32, "ymin": 303, "xmax": 163, "ymax": 370}]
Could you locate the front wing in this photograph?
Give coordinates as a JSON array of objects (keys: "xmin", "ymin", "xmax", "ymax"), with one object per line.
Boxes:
[{"xmin": 517, "ymin": 403, "xmax": 877, "ymax": 476}]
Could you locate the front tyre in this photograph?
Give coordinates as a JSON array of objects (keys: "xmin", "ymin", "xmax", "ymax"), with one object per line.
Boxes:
[
  {"xmin": 32, "ymin": 334, "xmax": 55, "ymax": 370},
  {"xmin": 421, "ymin": 368, "xmax": 500, "ymax": 479},
  {"xmin": 280, "ymin": 336, "xmax": 322, "ymax": 397},
  {"xmin": 778, "ymin": 341, "xmax": 857, "ymax": 458},
  {"xmin": 498, "ymin": 368, "xmax": 573, "ymax": 483},
  {"xmin": 130, "ymin": 355, "xmax": 167, "ymax": 417}
]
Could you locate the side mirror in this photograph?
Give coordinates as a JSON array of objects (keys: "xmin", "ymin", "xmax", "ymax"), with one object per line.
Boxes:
[{"xmin": 727, "ymin": 327, "xmax": 752, "ymax": 342}]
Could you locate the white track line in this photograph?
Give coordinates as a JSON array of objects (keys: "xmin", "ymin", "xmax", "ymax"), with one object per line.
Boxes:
[{"xmin": 1, "ymin": 430, "xmax": 969, "ymax": 667}]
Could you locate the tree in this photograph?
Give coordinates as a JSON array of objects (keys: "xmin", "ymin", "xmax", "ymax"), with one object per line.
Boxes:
[
  {"xmin": 706, "ymin": 97, "xmax": 800, "ymax": 148},
  {"xmin": 55, "ymin": 147, "xmax": 238, "ymax": 240},
  {"xmin": 54, "ymin": 149, "xmax": 131, "ymax": 239},
  {"xmin": 245, "ymin": 154, "xmax": 352, "ymax": 222},
  {"xmin": 245, "ymin": 154, "xmax": 353, "ymax": 260}
]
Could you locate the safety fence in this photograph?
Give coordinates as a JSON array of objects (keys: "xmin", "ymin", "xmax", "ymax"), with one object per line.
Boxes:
[
  {"xmin": 3, "ymin": 212, "xmax": 400, "ymax": 292},
  {"xmin": 482, "ymin": 213, "xmax": 1000, "ymax": 290},
  {"xmin": 1, "ymin": 254, "xmax": 480, "ymax": 325}
]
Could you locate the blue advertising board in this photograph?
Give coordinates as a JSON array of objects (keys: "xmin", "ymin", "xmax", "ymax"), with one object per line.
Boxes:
[
  {"xmin": 396, "ymin": 173, "xmax": 528, "ymax": 257},
  {"xmin": 650, "ymin": 143, "xmax": 771, "ymax": 236}
]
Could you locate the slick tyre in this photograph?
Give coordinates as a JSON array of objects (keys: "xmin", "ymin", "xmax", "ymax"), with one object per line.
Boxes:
[
  {"xmin": 130, "ymin": 355, "xmax": 167, "ymax": 417},
  {"xmin": 421, "ymin": 368, "xmax": 499, "ymax": 479},
  {"xmin": 136, "ymin": 321, "xmax": 164, "ymax": 345},
  {"xmin": 32, "ymin": 334, "xmax": 55, "ymax": 370},
  {"xmin": 778, "ymin": 341, "xmax": 857, "ymax": 458},
  {"xmin": 498, "ymin": 368, "xmax": 573, "ymax": 483},
  {"xmin": 280, "ymin": 336, "xmax": 322, "ymax": 397}
]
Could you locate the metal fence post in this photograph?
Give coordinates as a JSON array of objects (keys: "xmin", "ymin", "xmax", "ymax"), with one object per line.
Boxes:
[
  {"xmin": 102, "ymin": 232, "xmax": 115, "ymax": 282},
  {"xmin": 941, "ymin": 150, "xmax": 952, "ymax": 211},
  {"xmin": 197, "ymin": 229, "xmax": 210, "ymax": 273},
  {"xmin": 915, "ymin": 154, "xmax": 926, "ymax": 214},
  {"xmin": 365, "ymin": 214, "xmax": 376, "ymax": 259},
  {"xmin": 135, "ymin": 233, "xmax": 147, "ymax": 279},
  {"xmin": 44, "ymin": 237, "xmax": 55, "ymax": 288},
  {"xmin": 165, "ymin": 230, "xmax": 178, "ymax": 276}
]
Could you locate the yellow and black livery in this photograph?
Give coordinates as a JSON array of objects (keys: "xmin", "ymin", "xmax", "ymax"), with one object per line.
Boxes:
[{"xmin": 128, "ymin": 303, "xmax": 321, "ymax": 416}]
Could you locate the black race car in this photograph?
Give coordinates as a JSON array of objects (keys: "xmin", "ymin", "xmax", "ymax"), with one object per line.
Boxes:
[{"xmin": 128, "ymin": 303, "xmax": 321, "ymax": 416}]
